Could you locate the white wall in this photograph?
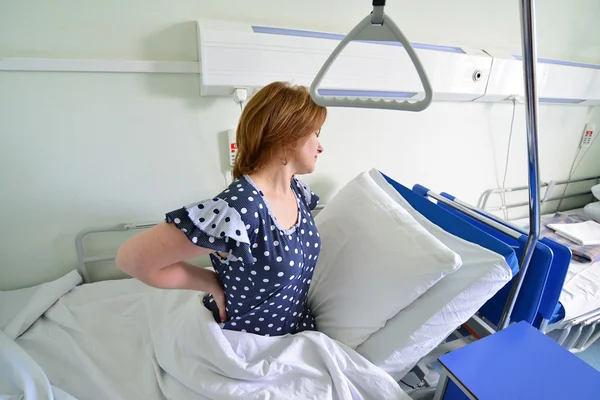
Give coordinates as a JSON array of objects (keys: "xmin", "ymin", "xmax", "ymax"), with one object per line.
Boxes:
[{"xmin": 1, "ymin": 0, "xmax": 600, "ymax": 289}]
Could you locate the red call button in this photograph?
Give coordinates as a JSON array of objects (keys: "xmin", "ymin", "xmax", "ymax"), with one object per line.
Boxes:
[
  {"xmin": 230, "ymin": 143, "xmax": 237, "ymax": 150},
  {"xmin": 586, "ymin": 131, "xmax": 593, "ymax": 135}
]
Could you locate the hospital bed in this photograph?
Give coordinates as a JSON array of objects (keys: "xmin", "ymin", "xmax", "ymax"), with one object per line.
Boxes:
[
  {"xmin": 21, "ymin": 165, "xmax": 566, "ymax": 399},
  {"xmin": 62, "ymin": 174, "xmax": 579, "ymax": 398},
  {"xmin": 474, "ymin": 176, "xmax": 600, "ymax": 354},
  {"xmin": 1, "ymin": 0, "xmax": 568, "ymax": 398},
  {"xmin": 0, "ymin": 171, "xmax": 513, "ymax": 400}
]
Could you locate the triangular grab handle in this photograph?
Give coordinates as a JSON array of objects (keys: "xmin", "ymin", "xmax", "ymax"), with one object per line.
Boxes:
[{"xmin": 309, "ymin": 12, "xmax": 433, "ymax": 112}]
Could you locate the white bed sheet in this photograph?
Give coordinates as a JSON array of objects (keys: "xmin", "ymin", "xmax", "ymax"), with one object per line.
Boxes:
[
  {"xmin": 1, "ymin": 271, "xmax": 409, "ymax": 400},
  {"xmin": 559, "ymin": 259, "xmax": 600, "ymax": 321},
  {"xmin": 511, "ymin": 208, "xmax": 600, "ymax": 321}
]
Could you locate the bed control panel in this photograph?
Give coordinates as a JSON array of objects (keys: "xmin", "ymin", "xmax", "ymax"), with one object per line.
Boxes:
[
  {"xmin": 228, "ymin": 129, "xmax": 238, "ymax": 166},
  {"xmin": 580, "ymin": 123, "xmax": 595, "ymax": 148}
]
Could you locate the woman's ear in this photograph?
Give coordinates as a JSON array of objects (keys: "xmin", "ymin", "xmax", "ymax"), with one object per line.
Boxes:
[{"xmin": 279, "ymin": 145, "xmax": 289, "ymax": 166}]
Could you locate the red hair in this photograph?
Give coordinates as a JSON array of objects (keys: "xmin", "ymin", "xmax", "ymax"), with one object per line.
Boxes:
[{"xmin": 232, "ymin": 81, "xmax": 327, "ymax": 180}]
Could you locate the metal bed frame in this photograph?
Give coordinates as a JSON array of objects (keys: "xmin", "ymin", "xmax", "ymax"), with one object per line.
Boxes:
[
  {"xmin": 546, "ymin": 309, "xmax": 600, "ymax": 354},
  {"xmin": 478, "ymin": 175, "xmax": 600, "ymax": 214}
]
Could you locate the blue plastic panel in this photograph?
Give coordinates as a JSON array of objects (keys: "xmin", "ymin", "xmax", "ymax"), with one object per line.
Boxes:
[
  {"xmin": 550, "ymin": 302, "xmax": 566, "ymax": 323},
  {"xmin": 539, "ymin": 98, "xmax": 585, "ymax": 104},
  {"xmin": 381, "ymin": 175, "xmax": 519, "ymax": 276},
  {"xmin": 439, "ymin": 322, "xmax": 600, "ymax": 400},
  {"xmin": 251, "ymin": 25, "xmax": 466, "ymax": 54},
  {"xmin": 535, "ymin": 238, "xmax": 571, "ymax": 324},
  {"xmin": 435, "ymin": 192, "xmax": 554, "ymax": 325},
  {"xmin": 439, "ymin": 191, "xmax": 571, "ymax": 324},
  {"xmin": 512, "ymin": 55, "xmax": 600, "ymax": 70},
  {"xmin": 441, "ymin": 379, "xmax": 470, "ymax": 400}
]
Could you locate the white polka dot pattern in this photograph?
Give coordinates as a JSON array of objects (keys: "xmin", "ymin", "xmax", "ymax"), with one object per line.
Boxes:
[{"xmin": 165, "ymin": 175, "xmax": 320, "ymax": 336}]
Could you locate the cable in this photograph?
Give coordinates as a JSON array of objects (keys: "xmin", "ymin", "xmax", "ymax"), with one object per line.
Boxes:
[
  {"xmin": 499, "ymin": 98, "xmax": 517, "ymax": 220},
  {"xmin": 400, "ymin": 379, "xmax": 416, "ymax": 390},
  {"xmin": 556, "ymin": 149, "xmax": 583, "ymax": 212},
  {"xmin": 568, "ymin": 148, "xmax": 584, "ymax": 178}
]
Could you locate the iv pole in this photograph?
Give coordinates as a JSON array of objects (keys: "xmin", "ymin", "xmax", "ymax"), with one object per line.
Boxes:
[{"xmin": 497, "ymin": 0, "xmax": 542, "ymax": 330}]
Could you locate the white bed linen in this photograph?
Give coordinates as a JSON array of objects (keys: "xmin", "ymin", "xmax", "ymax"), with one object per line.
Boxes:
[
  {"xmin": 355, "ymin": 169, "xmax": 512, "ymax": 380},
  {"xmin": 511, "ymin": 208, "xmax": 600, "ymax": 321},
  {"xmin": 309, "ymin": 171, "xmax": 462, "ymax": 349},
  {"xmin": 1, "ymin": 271, "xmax": 409, "ymax": 400},
  {"xmin": 547, "ymin": 220, "xmax": 600, "ymax": 246},
  {"xmin": 559, "ymin": 259, "xmax": 600, "ymax": 321}
]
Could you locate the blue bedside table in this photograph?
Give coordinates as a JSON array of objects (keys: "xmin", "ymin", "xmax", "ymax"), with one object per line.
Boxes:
[{"xmin": 433, "ymin": 321, "xmax": 600, "ymax": 399}]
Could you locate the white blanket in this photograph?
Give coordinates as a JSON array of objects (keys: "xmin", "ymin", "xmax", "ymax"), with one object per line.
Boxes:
[{"xmin": 1, "ymin": 272, "xmax": 409, "ymax": 400}]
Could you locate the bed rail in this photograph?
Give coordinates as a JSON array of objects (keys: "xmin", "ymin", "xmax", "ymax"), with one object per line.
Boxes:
[
  {"xmin": 478, "ymin": 175, "xmax": 600, "ymax": 212},
  {"xmin": 75, "ymin": 221, "xmax": 159, "ymax": 283},
  {"xmin": 74, "ymin": 206, "xmax": 326, "ymax": 283},
  {"xmin": 544, "ymin": 310, "xmax": 600, "ymax": 353}
]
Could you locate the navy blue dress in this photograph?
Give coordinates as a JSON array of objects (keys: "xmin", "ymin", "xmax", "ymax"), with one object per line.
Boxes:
[{"xmin": 165, "ymin": 175, "xmax": 321, "ymax": 336}]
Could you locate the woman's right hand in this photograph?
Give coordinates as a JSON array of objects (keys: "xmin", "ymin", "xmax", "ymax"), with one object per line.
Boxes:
[
  {"xmin": 115, "ymin": 222, "xmax": 228, "ymax": 322},
  {"xmin": 206, "ymin": 270, "xmax": 228, "ymax": 323}
]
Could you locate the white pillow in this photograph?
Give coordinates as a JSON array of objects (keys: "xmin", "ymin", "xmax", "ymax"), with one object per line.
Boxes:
[
  {"xmin": 584, "ymin": 201, "xmax": 600, "ymax": 223},
  {"xmin": 355, "ymin": 169, "xmax": 512, "ymax": 380},
  {"xmin": 592, "ymin": 184, "xmax": 600, "ymax": 201},
  {"xmin": 307, "ymin": 171, "xmax": 462, "ymax": 349}
]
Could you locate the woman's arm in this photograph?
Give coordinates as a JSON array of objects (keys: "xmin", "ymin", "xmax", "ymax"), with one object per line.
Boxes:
[{"xmin": 115, "ymin": 221, "xmax": 227, "ymax": 321}]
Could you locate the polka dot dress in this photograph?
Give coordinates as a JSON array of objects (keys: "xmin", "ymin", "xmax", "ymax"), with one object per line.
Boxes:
[{"xmin": 165, "ymin": 175, "xmax": 321, "ymax": 337}]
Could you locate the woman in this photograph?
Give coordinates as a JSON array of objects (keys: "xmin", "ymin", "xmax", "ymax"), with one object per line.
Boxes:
[{"xmin": 115, "ymin": 81, "xmax": 326, "ymax": 337}]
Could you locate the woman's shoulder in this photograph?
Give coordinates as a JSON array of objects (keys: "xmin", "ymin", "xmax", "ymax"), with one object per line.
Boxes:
[
  {"xmin": 292, "ymin": 177, "xmax": 320, "ymax": 211},
  {"xmin": 215, "ymin": 176, "xmax": 264, "ymax": 218},
  {"xmin": 163, "ymin": 177, "xmax": 264, "ymax": 264}
]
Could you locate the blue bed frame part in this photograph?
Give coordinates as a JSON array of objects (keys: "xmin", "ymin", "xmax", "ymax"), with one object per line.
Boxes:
[
  {"xmin": 431, "ymin": 188, "xmax": 571, "ymax": 328},
  {"xmin": 381, "ymin": 173, "xmax": 571, "ymax": 331},
  {"xmin": 436, "ymin": 192, "xmax": 572, "ymax": 326},
  {"xmin": 381, "ymin": 174, "xmax": 519, "ymax": 278}
]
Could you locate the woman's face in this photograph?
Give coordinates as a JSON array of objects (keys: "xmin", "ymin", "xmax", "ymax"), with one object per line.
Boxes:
[{"xmin": 293, "ymin": 129, "xmax": 323, "ymax": 175}]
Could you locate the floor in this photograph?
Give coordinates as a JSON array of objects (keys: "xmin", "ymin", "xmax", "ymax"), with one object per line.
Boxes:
[{"xmin": 576, "ymin": 339, "xmax": 600, "ymax": 371}]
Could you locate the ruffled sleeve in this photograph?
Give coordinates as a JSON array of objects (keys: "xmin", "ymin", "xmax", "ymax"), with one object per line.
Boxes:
[
  {"xmin": 294, "ymin": 178, "xmax": 320, "ymax": 211},
  {"xmin": 165, "ymin": 197, "xmax": 254, "ymax": 265}
]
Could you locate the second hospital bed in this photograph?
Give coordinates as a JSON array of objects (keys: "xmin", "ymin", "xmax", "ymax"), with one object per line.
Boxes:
[{"xmin": 475, "ymin": 177, "xmax": 600, "ymax": 353}]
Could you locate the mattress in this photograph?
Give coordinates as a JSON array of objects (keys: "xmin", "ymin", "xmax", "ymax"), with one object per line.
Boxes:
[{"xmin": 510, "ymin": 208, "xmax": 600, "ymax": 322}]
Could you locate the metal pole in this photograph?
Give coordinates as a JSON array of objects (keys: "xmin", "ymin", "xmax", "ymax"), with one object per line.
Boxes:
[
  {"xmin": 426, "ymin": 191, "xmax": 522, "ymax": 240},
  {"xmin": 497, "ymin": 0, "xmax": 542, "ymax": 331}
]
